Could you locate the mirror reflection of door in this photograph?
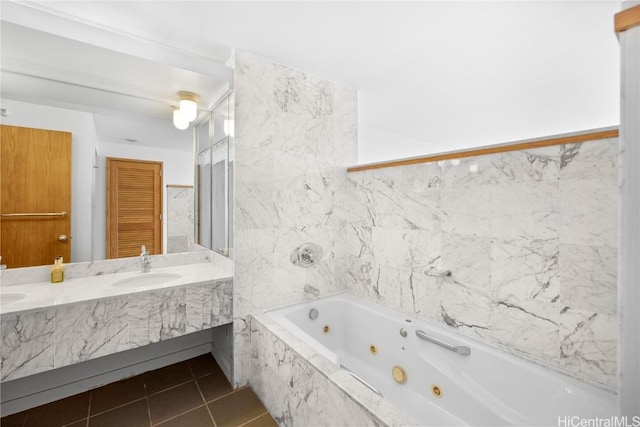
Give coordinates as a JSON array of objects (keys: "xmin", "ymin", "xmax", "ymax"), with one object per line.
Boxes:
[
  {"xmin": 106, "ymin": 158, "xmax": 162, "ymax": 259},
  {"xmin": 0, "ymin": 125, "xmax": 72, "ymax": 268}
]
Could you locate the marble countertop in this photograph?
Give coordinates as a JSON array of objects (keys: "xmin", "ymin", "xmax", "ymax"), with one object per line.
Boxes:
[{"xmin": 0, "ymin": 263, "xmax": 231, "ymax": 315}]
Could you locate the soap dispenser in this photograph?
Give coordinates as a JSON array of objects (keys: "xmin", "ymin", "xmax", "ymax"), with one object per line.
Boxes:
[{"xmin": 51, "ymin": 256, "xmax": 65, "ymax": 283}]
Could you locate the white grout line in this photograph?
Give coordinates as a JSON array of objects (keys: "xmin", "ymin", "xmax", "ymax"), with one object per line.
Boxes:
[{"xmin": 237, "ymin": 411, "xmax": 270, "ymax": 427}]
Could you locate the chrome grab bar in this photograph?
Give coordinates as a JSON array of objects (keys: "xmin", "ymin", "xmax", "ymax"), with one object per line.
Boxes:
[
  {"xmin": 425, "ymin": 268, "xmax": 452, "ymax": 277},
  {"xmin": 341, "ymin": 365, "xmax": 383, "ymax": 397},
  {"xmin": 1, "ymin": 211, "xmax": 67, "ymax": 217},
  {"xmin": 415, "ymin": 329, "xmax": 471, "ymax": 356}
]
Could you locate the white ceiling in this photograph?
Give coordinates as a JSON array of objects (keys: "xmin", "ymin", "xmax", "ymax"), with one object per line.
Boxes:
[
  {"xmin": 0, "ymin": 9, "xmax": 232, "ymax": 152},
  {"xmin": 0, "ymin": 1, "xmax": 622, "ymax": 161}
]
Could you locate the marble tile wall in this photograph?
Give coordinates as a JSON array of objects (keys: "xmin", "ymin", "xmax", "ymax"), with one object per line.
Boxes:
[
  {"xmin": 233, "ymin": 51, "xmax": 358, "ymax": 386},
  {"xmin": 233, "ymin": 50, "xmax": 616, "ymax": 390},
  {"xmin": 1, "ymin": 279, "xmax": 232, "ymax": 382},
  {"xmin": 343, "ymin": 137, "xmax": 618, "ymax": 389},
  {"xmin": 167, "ymin": 186, "xmax": 195, "ymax": 253}
]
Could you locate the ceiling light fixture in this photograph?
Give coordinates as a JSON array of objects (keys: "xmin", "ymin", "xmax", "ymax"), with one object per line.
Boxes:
[
  {"xmin": 178, "ymin": 91, "xmax": 199, "ymax": 122},
  {"xmin": 173, "ymin": 107, "xmax": 189, "ymax": 130},
  {"xmin": 172, "ymin": 91, "xmax": 200, "ymax": 130}
]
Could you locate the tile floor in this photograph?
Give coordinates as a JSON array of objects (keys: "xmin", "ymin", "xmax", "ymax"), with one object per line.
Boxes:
[{"xmin": 1, "ymin": 354, "xmax": 277, "ymax": 427}]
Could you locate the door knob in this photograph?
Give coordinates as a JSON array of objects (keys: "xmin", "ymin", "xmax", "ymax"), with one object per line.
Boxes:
[{"xmin": 58, "ymin": 234, "xmax": 68, "ymax": 242}]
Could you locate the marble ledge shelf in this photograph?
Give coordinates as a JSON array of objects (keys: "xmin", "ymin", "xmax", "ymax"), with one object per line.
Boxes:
[
  {"xmin": 0, "ymin": 249, "xmax": 233, "ymax": 287},
  {"xmin": 0, "ymin": 262, "xmax": 231, "ymax": 316}
]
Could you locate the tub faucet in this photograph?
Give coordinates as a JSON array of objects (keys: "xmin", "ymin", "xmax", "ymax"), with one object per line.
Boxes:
[
  {"xmin": 304, "ymin": 284, "xmax": 320, "ymax": 298},
  {"xmin": 140, "ymin": 245, "xmax": 151, "ymax": 273}
]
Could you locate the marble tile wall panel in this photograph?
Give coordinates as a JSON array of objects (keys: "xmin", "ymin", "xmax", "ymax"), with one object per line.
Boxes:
[
  {"xmin": 345, "ymin": 138, "xmax": 618, "ymax": 389},
  {"xmin": 1, "ymin": 279, "xmax": 232, "ymax": 382},
  {"xmin": 186, "ymin": 280, "xmax": 233, "ymax": 333},
  {"xmin": 54, "ymin": 297, "xmax": 129, "ymax": 367},
  {"xmin": 1, "ymin": 309, "xmax": 55, "ymax": 381},
  {"xmin": 233, "ymin": 51, "xmax": 357, "ymax": 386},
  {"xmin": 559, "ymin": 244, "xmax": 617, "ymax": 315},
  {"xmin": 167, "ymin": 186, "xmax": 194, "ymax": 254},
  {"xmin": 556, "ymin": 138, "xmax": 619, "ymax": 387},
  {"xmin": 559, "ymin": 309, "xmax": 617, "ymax": 387},
  {"xmin": 129, "ymin": 288, "xmax": 187, "ymax": 347},
  {"xmin": 560, "ymin": 179, "xmax": 617, "ymax": 247}
]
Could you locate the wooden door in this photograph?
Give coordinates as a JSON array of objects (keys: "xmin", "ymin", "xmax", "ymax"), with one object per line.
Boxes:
[
  {"xmin": 107, "ymin": 158, "xmax": 162, "ymax": 258},
  {"xmin": 0, "ymin": 125, "xmax": 72, "ymax": 268}
]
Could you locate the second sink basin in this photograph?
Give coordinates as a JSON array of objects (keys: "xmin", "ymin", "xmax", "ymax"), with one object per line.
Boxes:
[{"xmin": 112, "ymin": 273, "xmax": 181, "ymax": 289}]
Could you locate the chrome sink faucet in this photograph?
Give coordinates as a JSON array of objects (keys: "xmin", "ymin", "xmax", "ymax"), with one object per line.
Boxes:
[
  {"xmin": 304, "ymin": 284, "xmax": 320, "ymax": 298},
  {"xmin": 140, "ymin": 245, "xmax": 151, "ymax": 273}
]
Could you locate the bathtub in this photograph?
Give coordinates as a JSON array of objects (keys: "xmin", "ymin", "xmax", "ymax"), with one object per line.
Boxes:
[{"xmin": 265, "ymin": 292, "xmax": 617, "ymax": 426}]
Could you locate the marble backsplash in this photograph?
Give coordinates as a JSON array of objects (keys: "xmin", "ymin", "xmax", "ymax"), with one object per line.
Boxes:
[{"xmin": 342, "ymin": 137, "xmax": 618, "ymax": 389}]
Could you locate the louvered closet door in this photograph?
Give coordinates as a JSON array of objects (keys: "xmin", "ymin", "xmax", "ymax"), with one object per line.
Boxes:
[{"xmin": 107, "ymin": 158, "xmax": 162, "ymax": 258}]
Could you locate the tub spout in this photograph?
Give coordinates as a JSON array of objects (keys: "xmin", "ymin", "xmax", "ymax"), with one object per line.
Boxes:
[{"xmin": 304, "ymin": 284, "xmax": 320, "ymax": 298}]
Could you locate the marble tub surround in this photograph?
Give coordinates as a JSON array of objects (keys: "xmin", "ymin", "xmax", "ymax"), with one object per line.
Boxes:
[
  {"xmin": 1, "ymin": 272, "xmax": 232, "ymax": 382},
  {"xmin": 0, "ymin": 250, "xmax": 228, "ymax": 287},
  {"xmin": 251, "ymin": 312, "xmax": 416, "ymax": 427},
  {"xmin": 234, "ymin": 51, "xmax": 358, "ymax": 386},
  {"xmin": 343, "ymin": 136, "xmax": 619, "ymax": 389}
]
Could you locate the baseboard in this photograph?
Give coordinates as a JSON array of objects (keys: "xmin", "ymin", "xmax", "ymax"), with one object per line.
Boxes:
[{"xmin": 0, "ymin": 329, "xmax": 214, "ymax": 416}]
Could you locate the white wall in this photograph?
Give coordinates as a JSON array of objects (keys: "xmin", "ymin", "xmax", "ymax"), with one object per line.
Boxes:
[
  {"xmin": 95, "ymin": 141, "xmax": 193, "ymax": 259},
  {"xmin": 352, "ymin": 1, "xmax": 623, "ymax": 163},
  {"xmin": 617, "ymin": 0, "xmax": 640, "ymax": 415},
  {"xmin": 107, "ymin": 1, "xmax": 618, "ymax": 164},
  {"xmin": 1, "ymin": 99, "xmax": 97, "ymax": 263},
  {"xmin": 2, "ymin": 2, "xmax": 621, "ymax": 164}
]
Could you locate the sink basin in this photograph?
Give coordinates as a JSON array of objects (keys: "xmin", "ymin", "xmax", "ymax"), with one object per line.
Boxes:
[
  {"xmin": 112, "ymin": 273, "xmax": 181, "ymax": 289},
  {"xmin": 1, "ymin": 293, "xmax": 26, "ymax": 307}
]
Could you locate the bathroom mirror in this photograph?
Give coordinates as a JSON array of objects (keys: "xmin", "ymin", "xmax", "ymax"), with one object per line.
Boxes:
[
  {"xmin": 194, "ymin": 93, "xmax": 234, "ymax": 257},
  {"xmin": 0, "ymin": 20, "xmax": 233, "ymax": 268}
]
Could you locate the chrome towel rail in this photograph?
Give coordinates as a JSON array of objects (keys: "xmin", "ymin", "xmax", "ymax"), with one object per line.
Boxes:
[
  {"xmin": 416, "ymin": 330, "xmax": 471, "ymax": 356},
  {"xmin": 1, "ymin": 211, "xmax": 67, "ymax": 217}
]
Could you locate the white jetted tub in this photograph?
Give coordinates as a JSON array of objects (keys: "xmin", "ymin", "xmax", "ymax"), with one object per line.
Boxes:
[{"xmin": 266, "ymin": 293, "xmax": 616, "ymax": 426}]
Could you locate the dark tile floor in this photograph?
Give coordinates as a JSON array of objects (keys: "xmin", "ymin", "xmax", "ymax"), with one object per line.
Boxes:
[{"xmin": 1, "ymin": 354, "xmax": 277, "ymax": 427}]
